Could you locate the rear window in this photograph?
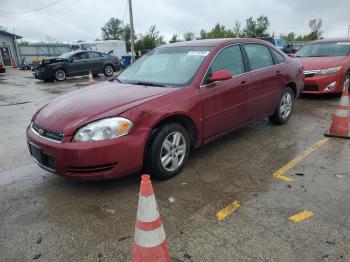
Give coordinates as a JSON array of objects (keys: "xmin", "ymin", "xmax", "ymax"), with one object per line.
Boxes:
[
  {"xmin": 270, "ymin": 48, "xmax": 285, "ymax": 64},
  {"xmin": 244, "ymin": 44, "xmax": 274, "ymax": 71}
]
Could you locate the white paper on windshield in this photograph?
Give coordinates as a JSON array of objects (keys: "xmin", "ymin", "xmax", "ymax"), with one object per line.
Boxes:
[
  {"xmin": 187, "ymin": 51, "xmax": 210, "ymax": 56},
  {"xmin": 337, "ymin": 42, "xmax": 350, "ymax": 45}
]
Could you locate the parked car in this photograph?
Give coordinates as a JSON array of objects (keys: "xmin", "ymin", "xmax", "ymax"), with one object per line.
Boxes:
[
  {"xmin": 296, "ymin": 38, "xmax": 350, "ymax": 94},
  {"xmin": 27, "ymin": 38, "xmax": 303, "ymax": 180},
  {"xmin": 32, "ymin": 50, "xmax": 121, "ymax": 81}
]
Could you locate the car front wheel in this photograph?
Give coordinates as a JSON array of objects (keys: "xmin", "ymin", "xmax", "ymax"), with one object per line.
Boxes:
[
  {"xmin": 269, "ymin": 86, "xmax": 294, "ymax": 124},
  {"xmin": 146, "ymin": 123, "xmax": 190, "ymax": 180},
  {"xmin": 54, "ymin": 69, "xmax": 66, "ymax": 81},
  {"xmin": 103, "ymin": 65, "xmax": 114, "ymax": 76}
]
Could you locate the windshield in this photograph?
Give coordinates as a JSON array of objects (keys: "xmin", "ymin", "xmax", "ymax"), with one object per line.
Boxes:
[
  {"xmin": 118, "ymin": 46, "xmax": 213, "ymax": 87},
  {"xmin": 296, "ymin": 42, "xmax": 350, "ymax": 57},
  {"xmin": 59, "ymin": 52, "xmax": 75, "ymax": 59}
]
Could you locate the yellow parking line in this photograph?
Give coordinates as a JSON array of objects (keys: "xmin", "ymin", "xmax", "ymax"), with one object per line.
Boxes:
[
  {"xmin": 289, "ymin": 210, "xmax": 314, "ymax": 222},
  {"xmin": 273, "ymin": 137, "xmax": 329, "ymax": 182},
  {"xmin": 216, "ymin": 200, "xmax": 240, "ymax": 221}
]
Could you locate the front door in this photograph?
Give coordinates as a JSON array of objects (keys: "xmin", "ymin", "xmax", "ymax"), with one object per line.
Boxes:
[
  {"xmin": 201, "ymin": 44, "xmax": 250, "ymax": 139},
  {"xmin": 68, "ymin": 52, "xmax": 90, "ymax": 76},
  {"xmin": 0, "ymin": 47, "xmax": 11, "ymax": 66}
]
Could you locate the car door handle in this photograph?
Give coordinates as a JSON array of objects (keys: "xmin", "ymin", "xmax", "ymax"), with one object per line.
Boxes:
[
  {"xmin": 240, "ymin": 80, "xmax": 248, "ymax": 86},
  {"xmin": 276, "ymin": 70, "xmax": 281, "ymax": 75}
]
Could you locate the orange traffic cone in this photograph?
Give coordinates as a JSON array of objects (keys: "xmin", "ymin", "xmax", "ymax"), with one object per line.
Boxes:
[
  {"xmin": 132, "ymin": 175, "xmax": 170, "ymax": 262},
  {"xmin": 88, "ymin": 70, "xmax": 95, "ymax": 85},
  {"xmin": 11, "ymin": 57, "xmax": 17, "ymax": 68},
  {"xmin": 325, "ymin": 87, "xmax": 350, "ymax": 139}
]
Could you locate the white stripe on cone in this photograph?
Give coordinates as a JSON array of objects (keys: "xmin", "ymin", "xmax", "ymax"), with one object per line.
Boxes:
[
  {"xmin": 134, "ymin": 225, "xmax": 166, "ymax": 248},
  {"xmin": 335, "ymin": 108, "xmax": 349, "ymax": 117},
  {"xmin": 339, "ymin": 95, "xmax": 350, "ymax": 107},
  {"xmin": 137, "ymin": 194, "xmax": 160, "ymax": 222}
]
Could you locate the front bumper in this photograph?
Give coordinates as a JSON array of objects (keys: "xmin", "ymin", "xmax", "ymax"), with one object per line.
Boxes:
[
  {"xmin": 33, "ymin": 67, "xmax": 53, "ymax": 80},
  {"xmin": 302, "ymin": 72, "xmax": 343, "ymax": 94},
  {"xmin": 26, "ymin": 124, "xmax": 145, "ymax": 180}
]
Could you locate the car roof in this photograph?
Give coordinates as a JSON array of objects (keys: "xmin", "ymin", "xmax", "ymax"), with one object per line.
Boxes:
[
  {"xmin": 159, "ymin": 38, "xmax": 271, "ymax": 48},
  {"xmin": 310, "ymin": 37, "xmax": 350, "ymax": 44}
]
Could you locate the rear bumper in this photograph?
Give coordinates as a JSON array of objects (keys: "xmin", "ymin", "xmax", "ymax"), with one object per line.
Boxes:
[
  {"xmin": 26, "ymin": 124, "xmax": 146, "ymax": 180},
  {"xmin": 302, "ymin": 72, "xmax": 344, "ymax": 94}
]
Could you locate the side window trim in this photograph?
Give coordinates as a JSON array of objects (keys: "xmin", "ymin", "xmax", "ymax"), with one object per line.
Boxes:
[{"xmin": 201, "ymin": 43, "xmax": 247, "ymax": 87}]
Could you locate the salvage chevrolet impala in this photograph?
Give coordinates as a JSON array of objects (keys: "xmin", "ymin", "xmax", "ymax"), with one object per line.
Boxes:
[{"xmin": 27, "ymin": 38, "xmax": 303, "ymax": 180}]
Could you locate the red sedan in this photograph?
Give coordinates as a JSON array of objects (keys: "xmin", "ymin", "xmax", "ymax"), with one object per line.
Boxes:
[
  {"xmin": 27, "ymin": 38, "xmax": 303, "ymax": 180},
  {"xmin": 296, "ymin": 38, "xmax": 350, "ymax": 94}
]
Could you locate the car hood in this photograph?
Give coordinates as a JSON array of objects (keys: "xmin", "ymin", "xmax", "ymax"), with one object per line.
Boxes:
[
  {"xmin": 34, "ymin": 81, "xmax": 177, "ymax": 135},
  {"xmin": 298, "ymin": 56, "xmax": 345, "ymax": 70}
]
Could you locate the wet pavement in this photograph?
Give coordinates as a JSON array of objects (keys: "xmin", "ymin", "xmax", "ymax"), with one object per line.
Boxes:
[{"xmin": 0, "ymin": 69, "xmax": 349, "ymax": 261}]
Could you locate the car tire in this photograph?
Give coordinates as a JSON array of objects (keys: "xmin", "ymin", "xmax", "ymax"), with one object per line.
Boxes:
[
  {"xmin": 103, "ymin": 64, "xmax": 114, "ymax": 76},
  {"xmin": 54, "ymin": 69, "xmax": 66, "ymax": 81},
  {"xmin": 269, "ymin": 86, "xmax": 294, "ymax": 125},
  {"xmin": 145, "ymin": 123, "xmax": 190, "ymax": 180}
]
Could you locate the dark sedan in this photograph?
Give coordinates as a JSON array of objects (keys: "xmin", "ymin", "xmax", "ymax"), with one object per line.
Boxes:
[{"xmin": 33, "ymin": 50, "xmax": 121, "ymax": 81}]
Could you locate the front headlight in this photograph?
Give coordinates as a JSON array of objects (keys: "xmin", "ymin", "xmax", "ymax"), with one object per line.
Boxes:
[
  {"xmin": 316, "ymin": 66, "xmax": 342, "ymax": 75},
  {"xmin": 73, "ymin": 117, "xmax": 133, "ymax": 142}
]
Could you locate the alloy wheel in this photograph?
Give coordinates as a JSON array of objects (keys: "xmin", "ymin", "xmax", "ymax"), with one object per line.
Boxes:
[
  {"xmin": 280, "ymin": 92, "xmax": 292, "ymax": 119},
  {"xmin": 160, "ymin": 131, "xmax": 187, "ymax": 172},
  {"xmin": 55, "ymin": 69, "xmax": 66, "ymax": 81},
  {"xmin": 104, "ymin": 65, "xmax": 113, "ymax": 76}
]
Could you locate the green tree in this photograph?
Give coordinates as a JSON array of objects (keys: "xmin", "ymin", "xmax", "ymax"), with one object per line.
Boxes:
[
  {"xmin": 308, "ymin": 19, "xmax": 322, "ymax": 40},
  {"xmin": 233, "ymin": 21, "xmax": 242, "ymax": 37},
  {"xmin": 101, "ymin": 18, "xmax": 124, "ymax": 40},
  {"xmin": 243, "ymin": 15, "xmax": 270, "ymax": 37},
  {"xmin": 169, "ymin": 34, "xmax": 179, "ymax": 43},
  {"xmin": 281, "ymin": 32, "xmax": 296, "ymax": 41},
  {"xmin": 135, "ymin": 25, "xmax": 164, "ymax": 52},
  {"xmin": 18, "ymin": 40, "xmax": 30, "ymax": 46},
  {"xmin": 183, "ymin": 32, "xmax": 196, "ymax": 41},
  {"xmin": 199, "ymin": 23, "xmax": 236, "ymax": 39},
  {"xmin": 199, "ymin": 29, "xmax": 207, "ymax": 39}
]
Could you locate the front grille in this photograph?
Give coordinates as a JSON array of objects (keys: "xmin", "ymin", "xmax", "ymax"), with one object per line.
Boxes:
[
  {"xmin": 29, "ymin": 143, "xmax": 56, "ymax": 171},
  {"xmin": 32, "ymin": 122, "xmax": 64, "ymax": 142},
  {"xmin": 67, "ymin": 163, "xmax": 117, "ymax": 173},
  {"xmin": 303, "ymin": 85, "xmax": 319, "ymax": 91}
]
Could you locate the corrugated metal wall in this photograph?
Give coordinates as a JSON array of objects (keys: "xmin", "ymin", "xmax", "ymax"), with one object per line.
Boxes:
[{"xmin": 19, "ymin": 44, "xmax": 70, "ymax": 65}]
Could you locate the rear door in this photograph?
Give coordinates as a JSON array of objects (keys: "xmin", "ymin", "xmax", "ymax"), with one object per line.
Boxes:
[
  {"xmin": 201, "ymin": 44, "xmax": 250, "ymax": 139},
  {"xmin": 242, "ymin": 43, "xmax": 282, "ymax": 120},
  {"xmin": 87, "ymin": 51, "xmax": 104, "ymax": 73}
]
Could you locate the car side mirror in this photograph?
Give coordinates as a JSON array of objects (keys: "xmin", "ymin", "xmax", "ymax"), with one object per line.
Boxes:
[{"xmin": 210, "ymin": 70, "xmax": 232, "ymax": 82}]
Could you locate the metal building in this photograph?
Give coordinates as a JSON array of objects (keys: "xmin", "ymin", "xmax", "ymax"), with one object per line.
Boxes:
[{"xmin": 0, "ymin": 30, "xmax": 22, "ymax": 67}]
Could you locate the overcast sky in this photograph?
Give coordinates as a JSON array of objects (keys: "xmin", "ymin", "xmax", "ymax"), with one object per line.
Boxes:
[{"xmin": 0, "ymin": 0, "xmax": 349, "ymax": 43}]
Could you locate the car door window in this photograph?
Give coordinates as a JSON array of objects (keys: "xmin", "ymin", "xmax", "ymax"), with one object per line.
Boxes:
[
  {"xmin": 71, "ymin": 52, "xmax": 88, "ymax": 61},
  {"xmin": 88, "ymin": 52, "xmax": 102, "ymax": 59},
  {"xmin": 210, "ymin": 45, "xmax": 245, "ymax": 76},
  {"xmin": 244, "ymin": 44, "xmax": 274, "ymax": 71},
  {"xmin": 270, "ymin": 48, "xmax": 285, "ymax": 64}
]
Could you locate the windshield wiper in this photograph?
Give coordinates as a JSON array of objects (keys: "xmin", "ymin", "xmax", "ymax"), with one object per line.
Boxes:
[{"xmin": 131, "ymin": 81, "xmax": 166, "ymax": 87}]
